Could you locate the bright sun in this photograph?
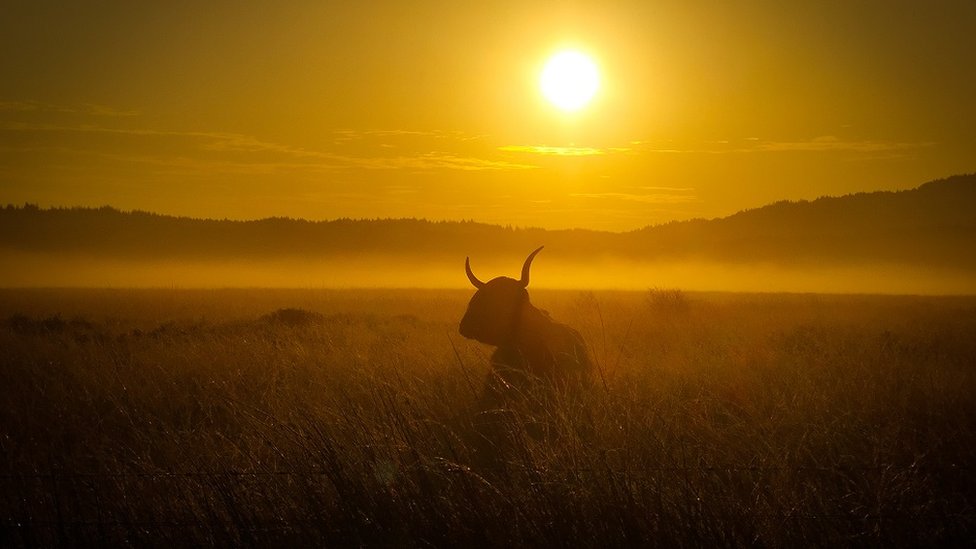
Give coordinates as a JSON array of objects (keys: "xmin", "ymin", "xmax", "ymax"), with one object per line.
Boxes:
[{"xmin": 540, "ymin": 50, "xmax": 600, "ymax": 112}]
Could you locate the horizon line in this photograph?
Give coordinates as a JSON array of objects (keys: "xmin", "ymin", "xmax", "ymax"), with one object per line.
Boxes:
[{"xmin": 3, "ymin": 172, "xmax": 971, "ymax": 233}]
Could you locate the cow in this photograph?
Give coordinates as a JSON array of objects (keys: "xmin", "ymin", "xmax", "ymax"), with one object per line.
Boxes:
[{"xmin": 460, "ymin": 246, "xmax": 592, "ymax": 409}]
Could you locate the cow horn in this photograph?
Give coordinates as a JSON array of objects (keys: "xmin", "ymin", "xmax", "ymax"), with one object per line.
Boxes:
[
  {"xmin": 465, "ymin": 257, "xmax": 486, "ymax": 289},
  {"xmin": 519, "ymin": 246, "xmax": 544, "ymax": 287}
]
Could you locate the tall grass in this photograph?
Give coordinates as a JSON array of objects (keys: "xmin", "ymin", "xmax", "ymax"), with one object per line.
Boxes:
[{"xmin": 1, "ymin": 289, "xmax": 974, "ymax": 546}]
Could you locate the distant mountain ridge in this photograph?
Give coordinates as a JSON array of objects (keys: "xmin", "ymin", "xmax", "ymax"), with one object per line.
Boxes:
[{"xmin": 2, "ymin": 174, "xmax": 975, "ymax": 270}]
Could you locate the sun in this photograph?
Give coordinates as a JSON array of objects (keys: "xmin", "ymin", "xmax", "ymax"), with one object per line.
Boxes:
[{"xmin": 540, "ymin": 50, "xmax": 600, "ymax": 112}]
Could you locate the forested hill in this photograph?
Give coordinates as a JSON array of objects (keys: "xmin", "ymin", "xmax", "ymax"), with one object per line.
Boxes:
[
  {"xmin": 629, "ymin": 174, "xmax": 976, "ymax": 267},
  {"xmin": 2, "ymin": 173, "xmax": 975, "ymax": 269}
]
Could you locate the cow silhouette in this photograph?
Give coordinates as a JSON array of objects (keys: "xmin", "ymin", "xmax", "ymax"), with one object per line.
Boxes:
[{"xmin": 460, "ymin": 246, "xmax": 592, "ymax": 408}]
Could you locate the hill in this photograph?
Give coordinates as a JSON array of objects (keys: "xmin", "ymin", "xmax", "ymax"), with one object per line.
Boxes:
[
  {"xmin": 630, "ymin": 174, "xmax": 976, "ymax": 267},
  {"xmin": 1, "ymin": 174, "xmax": 974, "ymax": 291}
]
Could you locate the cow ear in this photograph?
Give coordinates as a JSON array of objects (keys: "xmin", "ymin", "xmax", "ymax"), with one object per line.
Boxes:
[
  {"xmin": 519, "ymin": 246, "xmax": 544, "ymax": 288},
  {"xmin": 465, "ymin": 257, "xmax": 486, "ymax": 289}
]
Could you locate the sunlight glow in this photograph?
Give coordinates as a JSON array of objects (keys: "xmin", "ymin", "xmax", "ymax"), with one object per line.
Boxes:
[{"xmin": 539, "ymin": 50, "xmax": 600, "ymax": 112}]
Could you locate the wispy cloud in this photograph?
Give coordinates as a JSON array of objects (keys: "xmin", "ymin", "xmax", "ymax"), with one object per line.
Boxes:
[
  {"xmin": 627, "ymin": 136, "xmax": 933, "ymax": 155},
  {"xmin": 0, "ymin": 122, "xmax": 534, "ymax": 173},
  {"xmin": 383, "ymin": 185, "xmax": 418, "ymax": 195},
  {"xmin": 332, "ymin": 128, "xmax": 486, "ymax": 144},
  {"xmin": 570, "ymin": 192, "xmax": 698, "ymax": 204},
  {"xmin": 0, "ymin": 100, "xmax": 139, "ymax": 117},
  {"xmin": 498, "ymin": 145, "xmax": 630, "ymax": 156},
  {"xmin": 86, "ymin": 152, "xmax": 337, "ymax": 176},
  {"xmin": 82, "ymin": 104, "xmax": 140, "ymax": 117},
  {"xmin": 0, "ymin": 101, "xmax": 49, "ymax": 112},
  {"xmin": 357, "ymin": 152, "xmax": 536, "ymax": 171},
  {"xmin": 752, "ymin": 135, "xmax": 934, "ymax": 153},
  {"xmin": 641, "ymin": 186, "xmax": 695, "ymax": 192},
  {"xmin": 193, "ymin": 133, "xmax": 536, "ymax": 171}
]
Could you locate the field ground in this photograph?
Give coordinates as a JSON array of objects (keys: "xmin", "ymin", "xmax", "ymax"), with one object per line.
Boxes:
[{"xmin": 1, "ymin": 288, "xmax": 975, "ymax": 546}]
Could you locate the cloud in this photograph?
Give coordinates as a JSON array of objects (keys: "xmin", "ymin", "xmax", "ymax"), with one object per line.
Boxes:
[
  {"xmin": 0, "ymin": 122, "xmax": 534, "ymax": 173},
  {"xmin": 383, "ymin": 185, "xmax": 418, "ymax": 195},
  {"xmin": 0, "ymin": 100, "xmax": 138, "ymax": 116},
  {"xmin": 753, "ymin": 136, "xmax": 934, "ymax": 153},
  {"xmin": 0, "ymin": 101, "xmax": 43, "ymax": 112},
  {"xmin": 332, "ymin": 129, "xmax": 486, "ymax": 145},
  {"xmin": 626, "ymin": 136, "xmax": 934, "ymax": 155},
  {"xmin": 641, "ymin": 186, "xmax": 695, "ymax": 192},
  {"xmin": 81, "ymin": 104, "xmax": 140, "ymax": 117},
  {"xmin": 498, "ymin": 145, "xmax": 630, "ymax": 156},
  {"xmin": 570, "ymin": 192, "xmax": 698, "ymax": 204},
  {"xmin": 356, "ymin": 152, "xmax": 536, "ymax": 171}
]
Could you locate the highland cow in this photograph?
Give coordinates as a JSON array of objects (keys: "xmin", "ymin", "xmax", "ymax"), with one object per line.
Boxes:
[{"xmin": 460, "ymin": 246, "xmax": 592, "ymax": 407}]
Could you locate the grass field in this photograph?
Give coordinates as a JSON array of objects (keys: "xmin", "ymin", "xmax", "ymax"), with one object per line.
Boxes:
[{"xmin": 1, "ymin": 288, "xmax": 974, "ymax": 546}]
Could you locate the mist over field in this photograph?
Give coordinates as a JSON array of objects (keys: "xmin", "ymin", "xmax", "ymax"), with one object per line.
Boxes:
[
  {"xmin": 3, "ymin": 174, "xmax": 975, "ymax": 294},
  {"xmin": 3, "ymin": 251, "xmax": 975, "ymax": 295}
]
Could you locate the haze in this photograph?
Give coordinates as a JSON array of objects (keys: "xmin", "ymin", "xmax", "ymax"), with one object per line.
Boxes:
[
  {"xmin": 2, "ymin": 1, "xmax": 974, "ymax": 231},
  {"xmin": 3, "ymin": 252, "xmax": 973, "ymax": 295}
]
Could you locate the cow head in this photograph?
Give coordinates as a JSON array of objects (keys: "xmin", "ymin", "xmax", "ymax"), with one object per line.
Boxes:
[{"xmin": 459, "ymin": 246, "xmax": 543, "ymax": 346}]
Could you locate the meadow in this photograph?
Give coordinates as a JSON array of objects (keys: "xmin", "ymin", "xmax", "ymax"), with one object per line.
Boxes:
[{"xmin": 1, "ymin": 288, "xmax": 974, "ymax": 546}]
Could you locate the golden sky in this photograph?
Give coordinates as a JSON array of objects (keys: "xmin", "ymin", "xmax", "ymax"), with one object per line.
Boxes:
[{"xmin": 1, "ymin": 1, "xmax": 974, "ymax": 230}]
